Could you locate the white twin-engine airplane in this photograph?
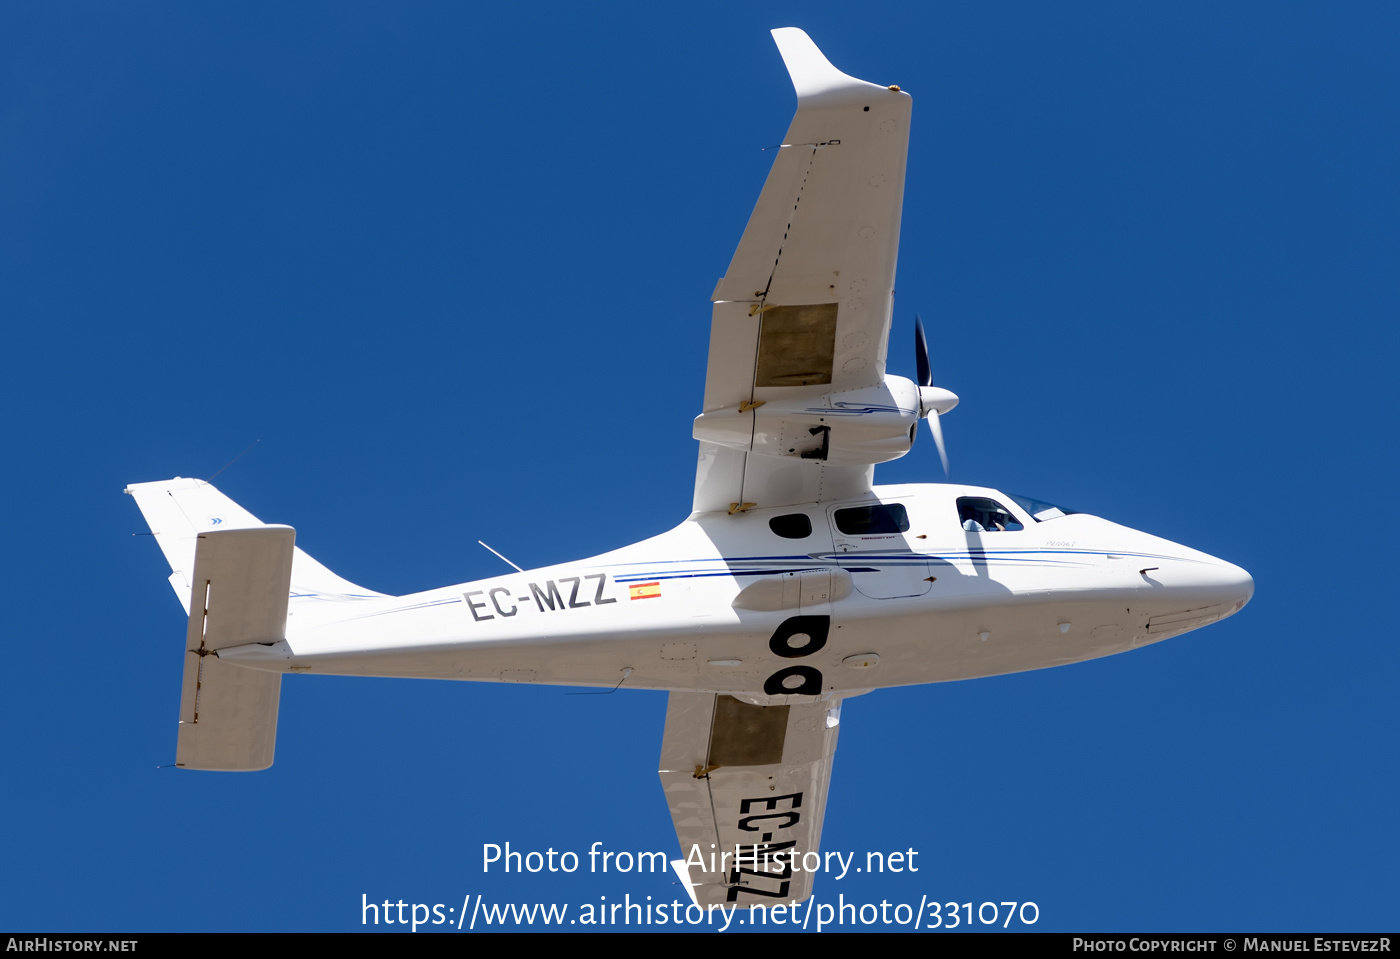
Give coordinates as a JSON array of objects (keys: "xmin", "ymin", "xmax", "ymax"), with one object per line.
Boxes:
[{"xmin": 126, "ymin": 29, "xmax": 1252, "ymax": 907}]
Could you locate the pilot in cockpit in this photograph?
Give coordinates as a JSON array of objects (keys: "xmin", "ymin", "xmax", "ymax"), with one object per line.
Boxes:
[{"xmin": 958, "ymin": 497, "xmax": 1023, "ymax": 533}]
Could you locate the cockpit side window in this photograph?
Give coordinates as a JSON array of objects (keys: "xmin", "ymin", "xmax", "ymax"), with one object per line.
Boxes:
[
  {"xmin": 769, "ymin": 513, "xmax": 813, "ymax": 539},
  {"xmin": 834, "ymin": 503, "xmax": 910, "ymax": 536},
  {"xmin": 957, "ymin": 497, "xmax": 1024, "ymax": 533}
]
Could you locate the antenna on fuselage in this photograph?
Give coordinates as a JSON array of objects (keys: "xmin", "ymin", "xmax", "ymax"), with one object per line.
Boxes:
[{"xmin": 477, "ymin": 540, "xmax": 524, "ymax": 573}]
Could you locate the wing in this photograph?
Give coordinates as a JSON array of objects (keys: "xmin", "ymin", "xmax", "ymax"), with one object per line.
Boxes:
[
  {"xmin": 659, "ymin": 691, "xmax": 843, "ymax": 905},
  {"xmin": 694, "ymin": 28, "xmax": 912, "ymax": 512}
]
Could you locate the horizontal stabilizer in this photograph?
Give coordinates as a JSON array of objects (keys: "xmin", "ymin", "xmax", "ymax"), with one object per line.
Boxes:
[
  {"xmin": 185, "ymin": 526, "xmax": 295, "ymax": 651},
  {"xmin": 176, "ymin": 657, "xmax": 280, "ymax": 771},
  {"xmin": 177, "ymin": 525, "xmax": 294, "ymax": 771}
]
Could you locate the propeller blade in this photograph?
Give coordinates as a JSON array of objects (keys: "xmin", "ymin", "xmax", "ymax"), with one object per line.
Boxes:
[
  {"xmin": 915, "ymin": 313, "xmax": 950, "ymax": 476},
  {"xmin": 927, "ymin": 411, "xmax": 950, "ymax": 478},
  {"xmin": 914, "ymin": 314, "xmax": 931, "ymax": 388}
]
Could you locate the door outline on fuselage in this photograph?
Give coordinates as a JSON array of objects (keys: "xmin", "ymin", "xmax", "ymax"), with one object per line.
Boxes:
[{"xmin": 825, "ymin": 497, "xmax": 933, "ymax": 599}]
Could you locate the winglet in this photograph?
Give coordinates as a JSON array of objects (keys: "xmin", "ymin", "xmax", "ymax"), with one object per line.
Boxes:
[{"xmin": 771, "ymin": 27, "xmax": 885, "ymax": 104}]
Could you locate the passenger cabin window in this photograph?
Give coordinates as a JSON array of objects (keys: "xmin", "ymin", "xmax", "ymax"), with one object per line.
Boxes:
[
  {"xmin": 957, "ymin": 497, "xmax": 1023, "ymax": 532},
  {"xmin": 834, "ymin": 503, "xmax": 909, "ymax": 536},
  {"xmin": 769, "ymin": 513, "xmax": 813, "ymax": 539}
]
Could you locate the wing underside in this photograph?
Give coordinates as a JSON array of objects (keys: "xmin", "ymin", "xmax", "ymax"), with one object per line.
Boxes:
[
  {"xmin": 659, "ymin": 691, "xmax": 842, "ymax": 905},
  {"xmin": 694, "ymin": 29, "xmax": 912, "ymax": 512}
]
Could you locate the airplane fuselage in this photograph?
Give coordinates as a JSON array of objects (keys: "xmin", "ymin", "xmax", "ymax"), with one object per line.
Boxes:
[{"xmin": 219, "ymin": 482, "xmax": 1254, "ymax": 701}]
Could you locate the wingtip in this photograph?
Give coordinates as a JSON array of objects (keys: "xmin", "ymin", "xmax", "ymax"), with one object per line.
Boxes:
[
  {"xmin": 770, "ymin": 27, "xmax": 877, "ymax": 102},
  {"xmin": 670, "ymin": 859, "xmax": 701, "ymax": 908}
]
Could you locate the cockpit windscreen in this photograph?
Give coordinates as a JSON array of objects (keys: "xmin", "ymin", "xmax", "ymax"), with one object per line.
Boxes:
[{"xmin": 1007, "ymin": 493, "xmax": 1080, "ymax": 522}]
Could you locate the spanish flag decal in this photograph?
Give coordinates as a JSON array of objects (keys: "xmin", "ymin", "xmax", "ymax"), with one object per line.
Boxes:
[{"xmin": 629, "ymin": 582, "xmax": 661, "ymax": 601}]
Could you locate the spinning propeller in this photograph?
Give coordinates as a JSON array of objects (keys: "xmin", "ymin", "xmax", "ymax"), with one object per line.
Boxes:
[{"xmin": 913, "ymin": 314, "xmax": 959, "ymax": 477}]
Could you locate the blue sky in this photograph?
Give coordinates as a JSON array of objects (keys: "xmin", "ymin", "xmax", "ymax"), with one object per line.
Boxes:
[{"xmin": 2, "ymin": 1, "xmax": 1396, "ymax": 932}]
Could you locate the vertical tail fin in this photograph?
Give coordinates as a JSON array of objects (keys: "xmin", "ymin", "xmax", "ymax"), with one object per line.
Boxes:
[{"xmin": 124, "ymin": 477, "xmax": 386, "ymax": 612}]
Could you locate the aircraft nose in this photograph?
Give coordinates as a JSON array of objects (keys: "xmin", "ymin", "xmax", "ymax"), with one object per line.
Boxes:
[
  {"xmin": 1213, "ymin": 559, "xmax": 1254, "ymax": 608},
  {"xmin": 1173, "ymin": 556, "xmax": 1253, "ymax": 614}
]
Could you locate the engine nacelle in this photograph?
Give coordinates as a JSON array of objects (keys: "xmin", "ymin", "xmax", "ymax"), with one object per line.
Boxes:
[{"xmin": 694, "ymin": 376, "xmax": 935, "ymax": 467}]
